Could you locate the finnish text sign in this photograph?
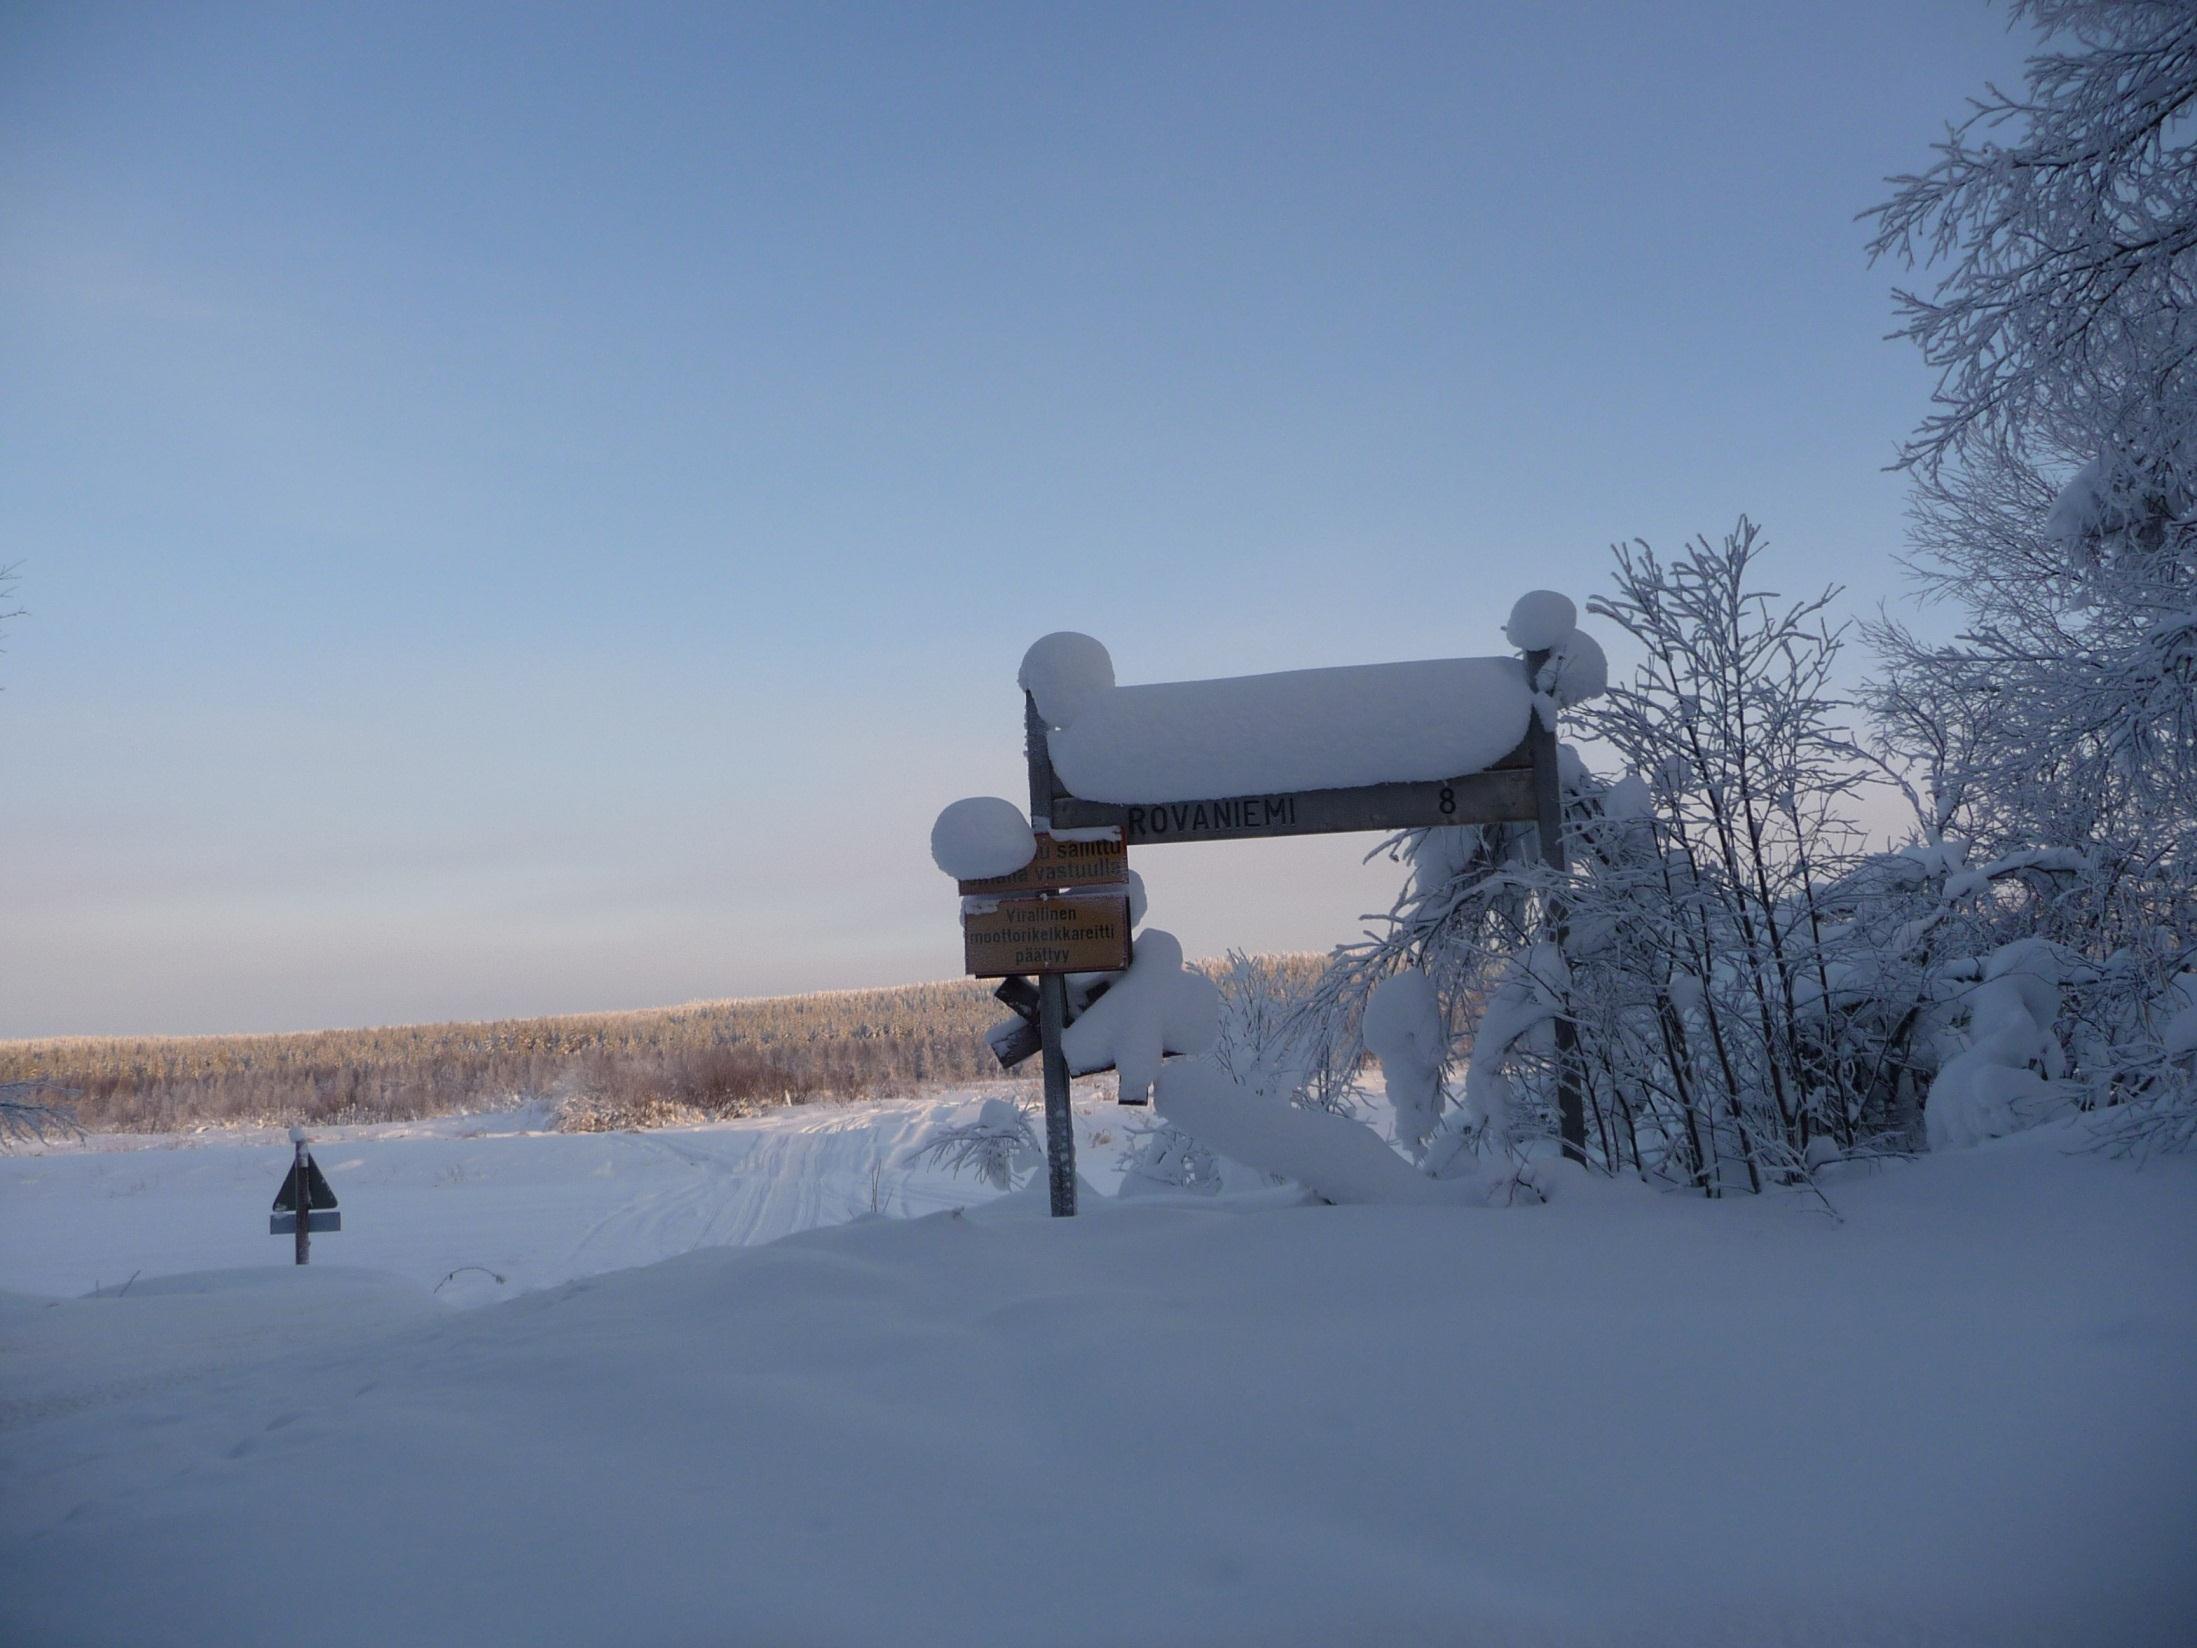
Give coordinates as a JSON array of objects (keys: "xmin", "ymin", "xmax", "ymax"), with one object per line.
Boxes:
[
  {"xmin": 959, "ymin": 831, "xmax": 1128, "ymax": 896},
  {"xmin": 964, "ymin": 892, "xmax": 1133, "ymax": 977},
  {"xmin": 1047, "ymin": 767, "xmax": 1537, "ymax": 845}
]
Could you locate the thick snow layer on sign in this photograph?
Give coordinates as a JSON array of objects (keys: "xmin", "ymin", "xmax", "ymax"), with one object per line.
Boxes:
[
  {"xmin": 1019, "ymin": 631, "xmax": 1115, "ymax": 728},
  {"xmin": 931, "ymin": 796, "xmax": 1037, "ymax": 879},
  {"xmin": 5, "ymin": 1116, "xmax": 2189, "ymax": 1647},
  {"xmin": 1504, "ymin": 589, "xmax": 1578, "ymax": 651},
  {"xmin": 1051, "ymin": 656, "xmax": 1533, "ymax": 802}
]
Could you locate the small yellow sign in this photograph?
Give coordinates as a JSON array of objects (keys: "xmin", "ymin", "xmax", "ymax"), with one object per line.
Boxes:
[
  {"xmin": 958, "ymin": 831, "xmax": 1129, "ymax": 897},
  {"xmin": 963, "ymin": 891, "xmax": 1133, "ymax": 978}
]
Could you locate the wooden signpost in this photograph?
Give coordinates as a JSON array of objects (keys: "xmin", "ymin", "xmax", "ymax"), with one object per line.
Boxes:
[
  {"xmin": 962, "ymin": 890, "xmax": 1133, "ymax": 978},
  {"xmin": 958, "ymin": 831, "xmax": 1129, "ymax": 897},
  {"xmin": 966, "ymin": 646, "xmax": 1585, "ymax": 1219},
  {"xmin": 1044, "ymin": 754, "xmax": 1537, "ymax": 845},
  {"xmin": 271, "ymin": 1129, "xmax": 340, "ymax": 1264}
]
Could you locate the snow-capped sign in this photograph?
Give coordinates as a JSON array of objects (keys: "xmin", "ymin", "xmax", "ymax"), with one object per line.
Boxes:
[
  {"xmin": 957, "ymin": 830, "xmax": 1127, "ymax": 896},
  {"xmin": 963, "ymin": 603, "xmax": 1598, "ymax": 1214},
  {"xmin": 963, "ymin": 892, "xmax": 1133, "ymax": 978},
  {"xmin": 1048, "ymin": 656, "xmax": 1535, "ymax": 804}
]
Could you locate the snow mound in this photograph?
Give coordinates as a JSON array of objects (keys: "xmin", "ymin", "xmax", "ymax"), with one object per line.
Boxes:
[
  {"xmin": 1122, "ymin": 867, "xmax": 1148, "ymax": 927},
  {"xmin": 1505, "ymin": 589, "xmax": 1578, "ymax": 651},
  {"xmin": 1537, "ymin": 626, "xmax": 1608, "ymax": 710},
  {"xmin": 1062, "ymin": 928, "xmax": 1219, "ymax": 1102},
  {"xmin": 1051, "ymin": 656, "xmax": 1532, "ymax": 802},
  {"xmin": 1926, "ymin": 939, "xmax": 2068, "ymax": 1150},
  {"xmin": 1019, "ymin": 631, "xmax": 1114, "ymax": 729},
  {"xmin": 1155, "ymin": 1059, "xmax": 1473, "ymax": 1205},
  {"xmin": 1362, "ymin": 969, "xmax": 1446, "ymax": 1159},
  {"xmin": 931, "ymin": 797, "xmax": 1037, "ymax": 879}
]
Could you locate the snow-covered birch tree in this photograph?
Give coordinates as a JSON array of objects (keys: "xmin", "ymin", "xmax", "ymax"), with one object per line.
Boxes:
[{"xmin": 1863, "ymin": 0, "xmax": 2197, "ymax": 1143}]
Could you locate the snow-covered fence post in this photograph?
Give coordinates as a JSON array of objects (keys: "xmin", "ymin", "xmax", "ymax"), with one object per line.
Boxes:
[
  {"xmin": 1025, "ymin": 692, "xmax": 1079, "ymax": 1217},
  {"xmin": 1524, "ymin": 647, "xmax": 1587, "ymax": 1165}
]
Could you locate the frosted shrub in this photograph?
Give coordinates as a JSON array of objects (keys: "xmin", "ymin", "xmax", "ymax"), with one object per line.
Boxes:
[
  {"xmin": 906, "ymin": 1097, "xmax": 1041, "ymax": 1191},
  {"xmin": 1306, "ymin": 524, "xmax": 1959, "ymax": 1193},
  {"xmin": 553, "ymin": 1092, "xmax": 709, "ymax": 1134}
]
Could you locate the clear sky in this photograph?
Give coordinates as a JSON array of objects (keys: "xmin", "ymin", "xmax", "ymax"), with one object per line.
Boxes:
[{"xmin": 2, "ymin": 1, "xmax": 2034, "ymax": 1036}]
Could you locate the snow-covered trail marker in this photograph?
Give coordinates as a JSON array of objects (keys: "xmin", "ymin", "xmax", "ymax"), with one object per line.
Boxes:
[
  {"xmin": 270, "ymin": 1128, "xmax": 340, "ymax": 1264},
  {"xmin": 936, "ymin": 601, "xmax": 1604, "ymax": 1214}
]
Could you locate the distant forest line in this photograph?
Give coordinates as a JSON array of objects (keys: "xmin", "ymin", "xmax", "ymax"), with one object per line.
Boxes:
[{"xmin": 1, "ymin": 959, "xmax": 1328, "ymax": 1134}]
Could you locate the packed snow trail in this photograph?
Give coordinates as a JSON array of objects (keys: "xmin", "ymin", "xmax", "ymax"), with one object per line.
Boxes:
[{"xmin": 2, "ymin": 1122, "xmax": 2190, "ymax": 1647}]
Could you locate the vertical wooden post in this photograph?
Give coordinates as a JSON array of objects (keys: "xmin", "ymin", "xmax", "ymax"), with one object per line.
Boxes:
[
  {"xmin": 291, "ymin": 1130, "xmax": 311, "ymax": 1265},
  {"xmin": 1524, "ymin": 652, "xmax": 1588, "ymax": 1166},
  {"xmin": 1024, "ymin": 694, "xmax": 1079, "ymax": 1217}
]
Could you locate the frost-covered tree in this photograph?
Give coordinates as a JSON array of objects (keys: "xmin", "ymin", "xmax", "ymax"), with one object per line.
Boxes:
[
  {"xmin": 1865, "ymin": 0, "xmax": 2197, "ymax": 482},
  {"xmin": 1297, "ymin": 525, "xmax": 2098, "ymax": 1192},
  {"xmin": 1862, "ymin": 0, "xmax": 2197, "ymax": 1143}
]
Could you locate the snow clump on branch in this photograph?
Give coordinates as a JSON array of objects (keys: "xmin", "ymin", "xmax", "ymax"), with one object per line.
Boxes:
[
  {"xmin": 1537, "ymin": 627, "xmax": 1608, "ymax": 710},
  {"xmin": 1361, "ymin": 969, "xmax": 1446, "ymax": 1161},
  {"xmin": 1506, "ymin": 588, "xmax": 1609, "ymax": 712}
]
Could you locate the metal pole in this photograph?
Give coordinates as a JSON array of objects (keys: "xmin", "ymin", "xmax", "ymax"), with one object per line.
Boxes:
[
  {"xmin": 1524, "ymin": 651, "xmax": 1588, "ymax": 1166},
  {"xmin": 292, "ymin": 1131, "xmax": 310, "ymax": 1265},
  {"xmin": 1024, "ymin": 694, "xmax": 1078, "ymax": 1217}
]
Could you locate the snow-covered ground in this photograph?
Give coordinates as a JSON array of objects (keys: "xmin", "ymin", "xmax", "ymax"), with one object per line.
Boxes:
[
  {"xmin": 3, "ymin": 1101, "xmax": 2192, "ymax": 1646},
  {"xmin": 0, "ymin": 1091, "xmax": 1134, "ymax": 1303}
]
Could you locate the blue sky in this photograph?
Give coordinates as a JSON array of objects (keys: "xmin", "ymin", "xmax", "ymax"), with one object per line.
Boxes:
[{"xmin": 2, "ymin": 2, "xmax": 2033, "ymax": 1035}]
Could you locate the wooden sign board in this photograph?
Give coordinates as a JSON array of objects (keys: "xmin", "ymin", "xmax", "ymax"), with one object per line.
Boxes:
[
  {"xmin": 1046, "ymin": 765, "xmax": 1536, "ymax": 846},
  {"xmin": 958, "ymin": 831, "xmax": 1128, "ymax": 896},
  {"xmin": 964, "ymin": 891, "xmax": 1133, "ymax": 978}
]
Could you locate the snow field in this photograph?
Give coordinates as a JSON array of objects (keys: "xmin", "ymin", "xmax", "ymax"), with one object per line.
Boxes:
[
  {"xmin": 1, "ymin": 1112, "xmax": 2191, "ymax": 1646},
  {"xmin": 0, "ymin": 1093, "xmax": 1116, "ymax": 1304}
]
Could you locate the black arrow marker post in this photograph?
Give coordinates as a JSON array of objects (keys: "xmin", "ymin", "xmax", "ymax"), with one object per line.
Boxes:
[
  {"xmin": 289, "ymin": 1128, "xmax": 310, "ymax": 1265},
  {"xmin": 271, "ymin": 1127, "xmax": 340, "ymax": 1262}
]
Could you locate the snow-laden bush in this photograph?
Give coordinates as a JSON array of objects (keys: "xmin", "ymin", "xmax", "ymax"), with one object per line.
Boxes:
[
  {"xmin": 1296, "ymin": 524, "xmax": 2107, "ymax": 1195},
  {"xmin": 906, "ymin": 1097, "xmax": 1041, "ymax": 1192},
  {"xmin": 1119, "ymin": 951, "xmax": 1317, "ymax": 1195},
  {"xmin": 553, "ymin": 1091, "xmax": 709, "ymax": 1134}
]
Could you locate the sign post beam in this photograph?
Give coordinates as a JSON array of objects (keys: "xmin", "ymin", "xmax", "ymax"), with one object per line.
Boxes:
[
  {"xmin": 1024, "ymin": 694, "xmax": 1079, "ymax": 1218},
  {"xmin": 1524, "ymin": 651, "xmax": 1587, "ymax": 1165},
  {"xmin": 291, "ymin": 1129, "xmax": 310, "ymax": 1266}
]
